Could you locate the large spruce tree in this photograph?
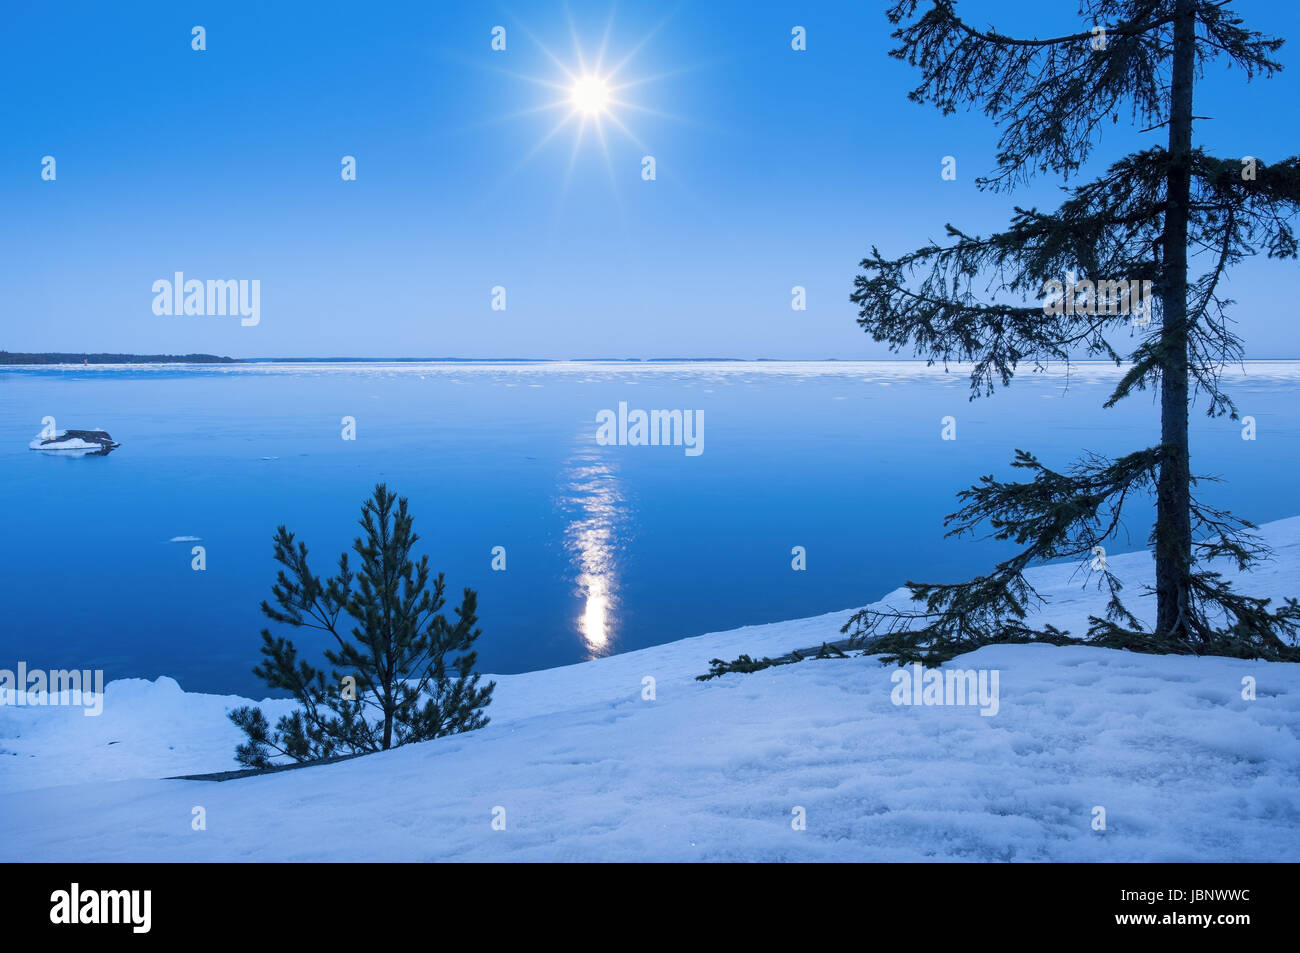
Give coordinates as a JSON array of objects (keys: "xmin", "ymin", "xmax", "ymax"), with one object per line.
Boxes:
[
  {"xmin": 844, "ymin": 0, "xmax": 1300, "ymax": 663},
  {"xmin": 230, "ymin": 484, "xmax": 494, "ymax": 767}
]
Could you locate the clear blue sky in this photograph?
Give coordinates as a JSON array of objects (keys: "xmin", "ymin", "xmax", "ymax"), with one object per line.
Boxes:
[{"xmin": 3, "ymin": 0, "xmax": 1297, "ymax": 358}]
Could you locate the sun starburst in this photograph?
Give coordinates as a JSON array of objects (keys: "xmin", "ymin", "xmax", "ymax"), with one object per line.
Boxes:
[{"xmin": 487, "ymin": 7, "xmax": 690, "ymax": 193}]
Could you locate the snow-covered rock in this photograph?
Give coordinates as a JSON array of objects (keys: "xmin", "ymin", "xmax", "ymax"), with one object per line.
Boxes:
[{"xmin": 28, "ymin": 428, "xmax": 121, "ymax": 455}]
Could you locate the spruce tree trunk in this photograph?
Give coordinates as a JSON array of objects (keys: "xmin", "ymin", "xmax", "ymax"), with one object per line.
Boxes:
[
  {"xmin": 382, "ymin": 668, "xmax": 394, "ymax": 749},
  {"xmin": 1155, "ymin": 0, "xmax": 1196, "ymax": 641}
]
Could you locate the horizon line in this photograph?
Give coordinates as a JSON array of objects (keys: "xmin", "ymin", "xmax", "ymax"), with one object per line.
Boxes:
[{"xmin": 7, "ymin": 352, "xmax": 1300, "ymax": 364}]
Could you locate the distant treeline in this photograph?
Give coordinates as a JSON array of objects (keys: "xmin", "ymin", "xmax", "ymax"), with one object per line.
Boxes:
[{"xmin": 0, "ymin": 351, "xmax": 241, "ymax": 365}]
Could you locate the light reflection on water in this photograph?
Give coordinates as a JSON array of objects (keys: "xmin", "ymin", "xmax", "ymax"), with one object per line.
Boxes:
[
  {"xmin": 560, "ymin": 448, "xmax": 625, "ymax": 658},
  {"xmin": 5, "ymin": 361, "xmax": 1298, "ymax": 696}
]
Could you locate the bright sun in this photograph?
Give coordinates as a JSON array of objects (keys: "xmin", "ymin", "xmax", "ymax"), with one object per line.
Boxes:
[
  {"xmin": 494, "ymin": 14, "xmax": 683, "ymax": 185},
  {"xmin": 570, "ymin": 75, "xmax": 611, "ymax": 114}
]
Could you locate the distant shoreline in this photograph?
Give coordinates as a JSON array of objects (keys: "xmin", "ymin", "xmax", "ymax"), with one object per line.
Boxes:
[
  {"xmin": 4, "ymin": 354, "xmax": 1299, "ymax": 366},
  {"xmin": 0, "ymin": 351, "xmax": 241, "ymax": 365}
]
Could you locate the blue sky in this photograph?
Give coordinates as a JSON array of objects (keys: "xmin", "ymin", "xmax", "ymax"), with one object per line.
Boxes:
[{"xmin": 3, "ymin": 0, "xmax": 1298, "ymax": 358}]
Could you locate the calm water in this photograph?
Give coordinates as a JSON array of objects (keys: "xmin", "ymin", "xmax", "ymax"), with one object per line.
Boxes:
[{"xmin": 3, "ymin": 360, "xmax": 1297, "ymax": 696}]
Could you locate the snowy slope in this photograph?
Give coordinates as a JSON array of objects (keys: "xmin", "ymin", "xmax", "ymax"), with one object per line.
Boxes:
[{"xmin": 3, "ymin": 519, "xmax": 1299, "ymax": 861}]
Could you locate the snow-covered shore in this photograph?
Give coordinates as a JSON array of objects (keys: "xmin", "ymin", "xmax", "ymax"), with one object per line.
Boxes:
[{"xmin": 3, "ymin": 518, "xmax": 1299, "ymax": 861}]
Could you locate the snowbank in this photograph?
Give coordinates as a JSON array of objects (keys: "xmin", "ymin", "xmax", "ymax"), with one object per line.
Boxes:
[{"xmin": 3, "ymin": 519, "xmax": 1298, "ymax": 861}]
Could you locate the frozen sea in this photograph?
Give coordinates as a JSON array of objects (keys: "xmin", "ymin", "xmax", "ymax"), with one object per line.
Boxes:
[{"xmin": 3, "ymin": 359, "xmax": 1297, "ymax": 696}]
